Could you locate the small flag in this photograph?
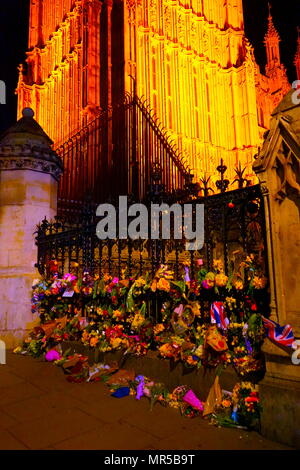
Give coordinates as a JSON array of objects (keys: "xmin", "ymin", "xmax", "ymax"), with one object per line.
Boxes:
[
  {"xmin": 210, "ymin": 302, "xmax": 229, "ymax": 330},
  {"xmin": 262, "ymin": 316, "xmax": 295, "ymax": 347}
]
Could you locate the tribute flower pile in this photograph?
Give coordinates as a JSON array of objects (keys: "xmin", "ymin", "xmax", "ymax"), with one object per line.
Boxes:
[{"xmin": 16, "ymin": 254, "xmax": 272, "ymax": 429}]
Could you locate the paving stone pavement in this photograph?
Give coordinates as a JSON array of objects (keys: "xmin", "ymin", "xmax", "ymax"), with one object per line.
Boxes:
[{"xmin": 0, "ymin": 352, "xmax": 293, "ymax": 450}]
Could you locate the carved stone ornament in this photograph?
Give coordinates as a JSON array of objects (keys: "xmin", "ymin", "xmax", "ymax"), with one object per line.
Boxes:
[
  {"xmin": 0, "ymin": 144, "xmax": 63, "ymax": 181},
  {"xmin": 0, "ymin": 108, "xmax": 63, "ymax": 181},
  {"xmin": 274, "ymin": 142, "xmax": 300, "ymax": 201}
]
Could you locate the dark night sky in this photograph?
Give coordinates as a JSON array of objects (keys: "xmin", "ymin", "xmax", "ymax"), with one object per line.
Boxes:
[{"xmin": 0, "ymin": 0, "xmax": 299, "ymax": 134}]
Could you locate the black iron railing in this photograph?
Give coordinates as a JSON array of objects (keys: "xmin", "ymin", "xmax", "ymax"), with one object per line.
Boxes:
[
  {"xmin": 55, "ymin": 94, "xmax": 190, "ymax": 217},
  {"xmin": 36, "ymin": 184, "xmax": 267, "ymax": 279}
]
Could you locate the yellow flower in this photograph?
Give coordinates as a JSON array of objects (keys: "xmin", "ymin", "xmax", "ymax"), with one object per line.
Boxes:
[
  {"xmin": 171, "ymin": 335, "xmax": 185, "ymax": 345},
  {"xmin": 191, "ymin": 302, "xmax": 201, "ymax": 317},
  {"xmin": 13, "ymin": 346, "xmax": 22, "ymax": 354},
  {"xmin": 111, "ymin": 337, "xmax": 122, "ymax": 349},
  {"xmin": 204, "ymin": 272, "xmax": 215, "ymax": 287},
  {"xmin": 122, "ymin": 338, "xmax": 130, "ymax": 349},
  {"xmin": 131, "ymin": 313, "xmax": 145, "ymax": 330},
  {"xmin": 169, "ymin": 401, "xmax": 180, "ymax": 409},
  {"xmin": 194, "ymin": 345, "xmax": 204, "ymax": 358},
  {"xmin": 96, "ymin": 307, "xmax": 103, "ymax": 316},
  {"xmin": 215, "ymin": 273, "xmax": 228, "ymax": 287},
  {"xmin": 213, "ymin": 259, "xmax": 224, "ymax": 272},
  {"xmin": 135, "ymin": 277, "xmax": 146, "ymax": 288}
]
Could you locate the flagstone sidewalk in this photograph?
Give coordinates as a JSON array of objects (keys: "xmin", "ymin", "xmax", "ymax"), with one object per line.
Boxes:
[{"xmin": 0, "ymin": 352, "xmax": 293, "ymax": 450}]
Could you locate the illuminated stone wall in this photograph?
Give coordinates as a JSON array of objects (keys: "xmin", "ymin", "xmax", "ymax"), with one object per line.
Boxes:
[
  {"xmin": 0, "ymin": 109, "xmax": 62, "ymax": 348},
  {"xmin": 17, "ymin": 0, "xmax": 291, "ymax": 185}
]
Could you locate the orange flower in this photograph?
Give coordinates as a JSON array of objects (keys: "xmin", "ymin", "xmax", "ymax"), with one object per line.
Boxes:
[
  {"xmin": 222, "ymin": 399, "xmax": 231, "ymax": 408},
  {"xmin": 186, "ymin": 356, "xmax": 198, "ymax": 366},
  {"xmin": 159, "ymin": 343, "xmax": 173, "ymax": 357},
  {"xmin": 112, "ymin": 310, "xmax": 123, "ymax": 320},
  {"xmin": 215, "ymin": 273, "xmax": 228, "ymax": 287},
  {"xmin": 234, "ymin": 280, "xmax": 244, "ymax": 290},
  {"xmin": 81, "ymin": 330, "xmax": 89, "ymax": 343},
  {"xmin": 89, "ymin": 336, "xmax": 99, "ymax": 347},
  {"xmin": 154, "ymin": 323, "xmax": 165, "ymax": 335},
  {"xmin": 157, "ymin": 278, "xmax": 170, "ymax": 292},
  {"xmin": 252, "ymin": 276, "xmax": 267, "ymax": 289}
]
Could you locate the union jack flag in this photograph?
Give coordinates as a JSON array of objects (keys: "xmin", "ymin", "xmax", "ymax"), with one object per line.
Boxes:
[
  {"xmin": 210, "ymin": 302, "xmax": 229, "ymax": 330},
  {"xmin": 262, "ymin": 316, "xmax": 295, "ymax": 347}
]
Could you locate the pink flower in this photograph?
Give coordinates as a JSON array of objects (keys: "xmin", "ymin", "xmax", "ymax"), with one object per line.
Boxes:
[
  {"xmin": 45, "ymin": 349, "xmax": 61, "ymax": 361},
  {"xmin": 202, "ymin": 280, "xmax": 213, "ymax": 289}
]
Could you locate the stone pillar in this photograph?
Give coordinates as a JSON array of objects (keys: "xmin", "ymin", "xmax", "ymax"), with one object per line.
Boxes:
[
  {"xmin": 253, "ymin": 89, "xmax": 300, "ymax": 448},
  {"xmin": 0, "ymin": 108, "xmax": 63, "ymax": 348}
]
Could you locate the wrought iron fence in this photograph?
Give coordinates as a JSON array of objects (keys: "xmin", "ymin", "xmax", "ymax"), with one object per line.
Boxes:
[
  {"xmin": 36, "ymin": 184, "xmax": 267, "ymax": 277},
  {"xmin": 36, "ymin": 181, "xmax": 269, "ymax": 321},
  {"xmin": 55, "ymin": 94, "xmax": 190, "ymax": 218}
]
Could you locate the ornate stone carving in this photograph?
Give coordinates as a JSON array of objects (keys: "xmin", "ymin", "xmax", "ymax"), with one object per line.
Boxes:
[
  {"xmin": 163, "ymin": 4, "xmax": 172, "ymax": 38},
  {"xmin": 0, "ymin": 144, "xmax": 63, "ymax": 181},
  {"xmin": 275, "ymin": 143, "xmax": 300, "ymax": 202},
  {"xmin": 177, "ymin": 13, "xmax": 185, "ymax": 44},
  {"xmin": 190, "ymin": 20, "xmax": 197, "ymax": 51},
  {"xmin": 148, "ymin": 0, "xmax": 156, "ymax": 29}
]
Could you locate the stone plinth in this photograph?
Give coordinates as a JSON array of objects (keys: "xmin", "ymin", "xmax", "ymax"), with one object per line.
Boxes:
[
  {"xmin": 0, "ymin": 109, "xmax": 62, "ymax": 348},
  {"xmin": 253, "ymin": 90, "xmax": 300, "ymax": 447},
  {"xmin": 259, "ymin": 340, "xmax": 300, "ymax": 448}
]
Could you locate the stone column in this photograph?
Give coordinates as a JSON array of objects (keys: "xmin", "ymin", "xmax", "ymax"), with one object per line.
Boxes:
[
  {"xmin": 253, "ymin": 89, "xmax": 300, "ymax": 448},
  {"xmin": 0, "ymin": 108, "xmax": 63, "ymax": 348}
]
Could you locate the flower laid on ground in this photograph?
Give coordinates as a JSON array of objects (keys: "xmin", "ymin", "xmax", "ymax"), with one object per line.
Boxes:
[{"xmin": 23, "ymin": 255, "xmax": 270, "ymax": 377}]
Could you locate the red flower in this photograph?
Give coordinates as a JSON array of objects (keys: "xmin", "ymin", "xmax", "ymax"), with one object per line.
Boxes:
[{"xmin": 245, "ymin": 395, "xmax": 259, "ymax": 403}]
